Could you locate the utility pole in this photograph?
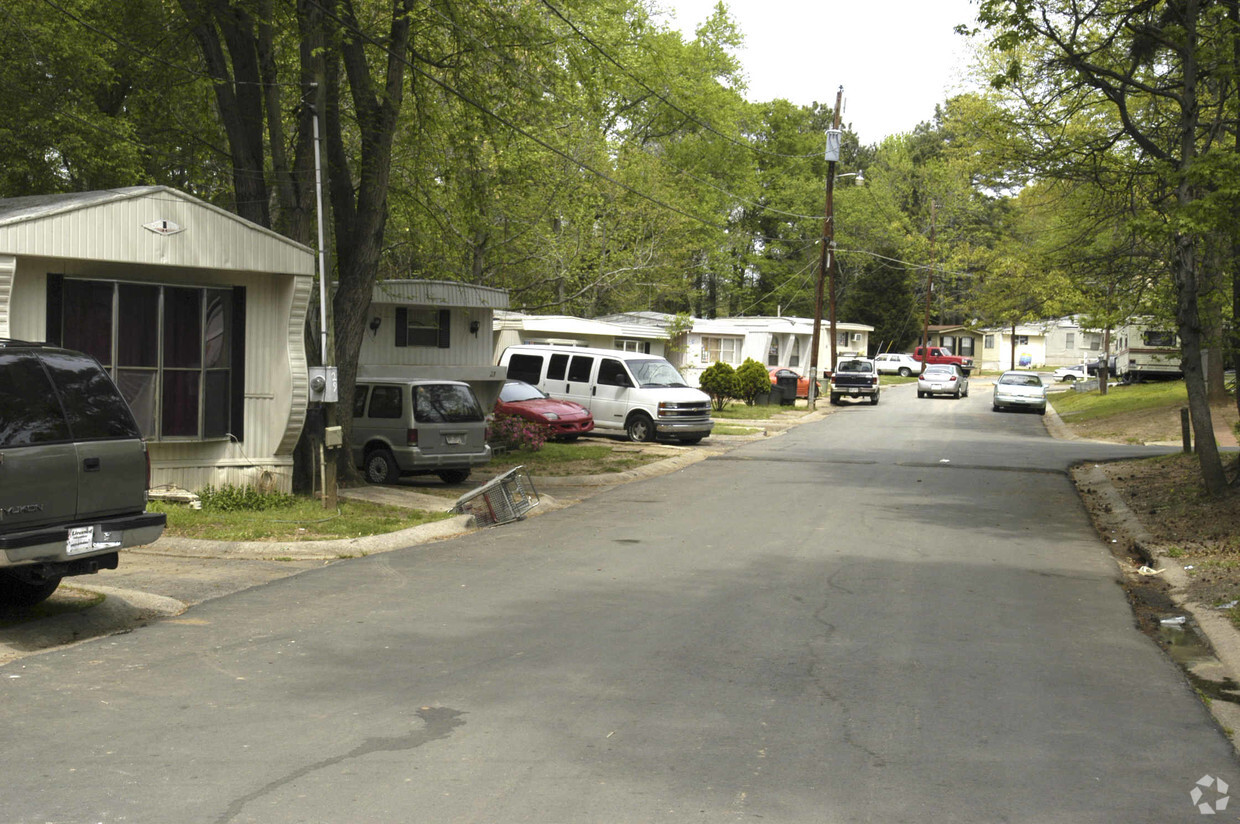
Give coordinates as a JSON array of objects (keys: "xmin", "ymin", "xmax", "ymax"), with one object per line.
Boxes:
[
  {"xmin": 919, "ymin": 199, "xmax": 936, "ymax": 375},
  {"xmin": 809, "ymin": 86, "xmax": 844, "ymax": 410}
]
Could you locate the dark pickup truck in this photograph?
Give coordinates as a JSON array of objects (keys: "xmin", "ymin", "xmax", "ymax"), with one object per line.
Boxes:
[
  {"xmin": 828, "ymin": 357, "xmax": 881, "ymax": 405},
  {"xmin": 0, "ymin": 341, "xmax": 165, "ymax": 606}
]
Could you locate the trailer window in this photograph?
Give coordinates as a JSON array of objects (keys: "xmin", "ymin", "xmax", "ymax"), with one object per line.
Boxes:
[{"xmin": 1143, "ymin": 330, "xmax": 1176, "ymax": 347}]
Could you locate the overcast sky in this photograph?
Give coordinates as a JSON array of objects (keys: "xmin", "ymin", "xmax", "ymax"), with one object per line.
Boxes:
[{"xmin": 658, "ymin": 0, "xmax": 983, "ymax": 144}]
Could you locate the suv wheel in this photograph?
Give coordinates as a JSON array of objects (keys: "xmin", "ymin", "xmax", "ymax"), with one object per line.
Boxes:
[
  {"xmin": 437, "ymin": 469, "xmax": 470, "ymax": 485},
  {"xmin": 0, "ymin": 572, "xmax": 63, "ymax": 608},
  {"xmin": 365, "ymin": 449, "xmax": 400, "ymax": 484}
]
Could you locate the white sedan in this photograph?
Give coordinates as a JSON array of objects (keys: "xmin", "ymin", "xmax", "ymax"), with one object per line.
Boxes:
[
  {"xmin": 873, "ymin": 353, "xmax": 920, "ymax": 377},
  {"xmin": 993, "ymin": 370, "xmax": 1048, "ymax": 414},
  {"xmin": 1052, "ymin": 364, "xmax": 1088, "ymax": 382}
]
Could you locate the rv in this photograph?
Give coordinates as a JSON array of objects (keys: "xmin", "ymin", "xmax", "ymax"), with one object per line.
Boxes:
[{"xmin": 1114, "ymin": 321, "xmax": 1182, "ymax": 383}]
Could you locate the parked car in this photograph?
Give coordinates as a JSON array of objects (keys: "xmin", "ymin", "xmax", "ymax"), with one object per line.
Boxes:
[
  {"xmin": 912, "ymin": 345, "xmax": 973, "ymax": 375},
  {"xmin": 917, "ymin": 363, "xmax": 969, "ymax": 399},
  {"xmin": 873, "ymin": 353, "xmax": 920, "ymax": 377},
  {"xmin": 993, "ymin": 370, "xmax": 1048, "ymax": 414},
  {"xmin": 768, "ymin": 368, "xmax": 816, "ymax": 399},
  {"xmin": 1052, "ymin": 364, "xmax": 1088, "ymax": 382},
  {"xmin": 496, "ymin": 380, "xmax": 594, "ymax": 441},
  {"xmin": 0, "ymin": 340, "xmax": 166, "ymax": 607},
  {"xmin": 829, "ymin": 358, "xmax": 880, "ymax": 405},
  {"xmin": 352, "ymin": 378, "xmax": 491, "ymax": 484}
]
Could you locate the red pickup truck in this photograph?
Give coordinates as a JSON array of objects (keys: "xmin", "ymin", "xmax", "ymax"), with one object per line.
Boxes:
[{"xmin": 913, "ymin": 346, "xmax": 973, "ymax": 375}]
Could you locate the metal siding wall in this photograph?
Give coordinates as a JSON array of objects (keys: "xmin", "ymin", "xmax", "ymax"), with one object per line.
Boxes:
[
  {"xmin": 361, "ymin": 307, "xmax": 494, "ymax": 370},
  {"xmin": 0, "ymin": 255, "xmax": 14, "ymax": 338}
]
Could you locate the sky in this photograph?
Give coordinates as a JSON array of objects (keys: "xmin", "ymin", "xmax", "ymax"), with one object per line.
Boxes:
[{"xmin": 660, "ymin": 0, "xmax": 983, "ymax": 144}]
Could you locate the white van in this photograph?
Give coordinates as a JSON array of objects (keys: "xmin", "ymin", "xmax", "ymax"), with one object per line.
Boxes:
[{"xmin": 498, "ymin": 345, "xmax": 714, "ymax": 444}]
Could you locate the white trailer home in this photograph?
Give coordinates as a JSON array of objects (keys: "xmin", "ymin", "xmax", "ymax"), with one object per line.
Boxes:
[{"xmin": 0, "ymin": 186, "xmax": 314, "ymax": 493}]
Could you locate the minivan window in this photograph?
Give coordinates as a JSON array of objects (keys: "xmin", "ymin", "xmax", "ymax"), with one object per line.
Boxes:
[
  {"xmin": 507, "ymin": 354, "xmax": 544, "ymax": 385},
  {"xmin": 567, "ymin": 355, "xmax": 593, "ymax": 383},
  {"xmin": 627, "ymin": 358, "xmax": 688, "ymax": 388},
  {"xmin": 415, "ymin": 385, "xmax": 484, "ymax": 424},
  {"xmin": 368, "ymin": 386, "xmax": 403, "ymax": 419},
  {"xmin": 41, "ymin": 352, "xmax": 141, "ymax": 440},
  {"xmin": 547, "ymin": 353, "xmax": 569, "ymax": 380},
  {"xmin": 597, "ymin": 359, "xmax": 631, "ymax": 387},
  {"xmin": 353, "ymin": 386, "xmax": 369, "ymax": 418},
  {"xmin": 0, "ymin": 352, "xmax": 71, "ymax": 446}
]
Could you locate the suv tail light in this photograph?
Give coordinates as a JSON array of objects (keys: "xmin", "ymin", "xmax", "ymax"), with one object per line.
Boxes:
[{"xmin": 406, "ymin": 429, "xmax": 419, "ymax": 446}]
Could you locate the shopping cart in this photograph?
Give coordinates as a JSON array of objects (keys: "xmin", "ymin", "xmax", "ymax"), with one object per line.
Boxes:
[{"xmin": 452, "ymin": 466, "xmax": 540, "ymax": 527}]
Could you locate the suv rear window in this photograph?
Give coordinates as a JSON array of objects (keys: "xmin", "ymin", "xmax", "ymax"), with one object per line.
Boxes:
[
  {"xmin": 0, "ymin": 352, "xmax": 71, "ymax": 446},
  {"xmin": 40, "ymin": 351, "xmax": 141, "ymax": 440}
]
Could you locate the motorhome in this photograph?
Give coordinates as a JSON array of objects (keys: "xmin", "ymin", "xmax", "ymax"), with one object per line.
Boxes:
[
  {"xmin": 1114, "ymin": 321, "xmax": 1182, "ymax": 383},
  {"xmin": 498, "ymin": 344, "xmax": 713, "ymax": 444}
]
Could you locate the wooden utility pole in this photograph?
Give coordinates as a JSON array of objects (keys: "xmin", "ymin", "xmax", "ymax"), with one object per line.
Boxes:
[
  {"xmin": 809, "ymin": 86, "xmax": 844, "ymax": 409},
  {"xmin": 919, "ymin": 200, "xmax": 936, "ymax": 374}
]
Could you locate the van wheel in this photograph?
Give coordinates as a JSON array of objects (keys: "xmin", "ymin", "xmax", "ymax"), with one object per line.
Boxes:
[
  {"xmin": 0, "ymin": 572, "xmax": 62, "ymax": 608},
  {"xmin": 625, "ymin": 413, "xmax": 655, "ymax": 442},
  {"xmin": 437, "ymin": 469, "xmax": 470, "ymax": 485},
  {"xmin": 364, "ymin": 449, "xmax": 399, "ymax": 484}
]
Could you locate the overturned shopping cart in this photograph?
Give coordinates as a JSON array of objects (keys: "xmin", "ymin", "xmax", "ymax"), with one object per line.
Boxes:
[{"xmin": 452, "ymin": 466, "xmax": 540, "ymax": 527}]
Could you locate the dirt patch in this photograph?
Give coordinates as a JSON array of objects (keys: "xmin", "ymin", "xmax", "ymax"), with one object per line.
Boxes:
[{"xmin": 1065, "ymin": 402, "xmax": 1240, "ymax": 615}]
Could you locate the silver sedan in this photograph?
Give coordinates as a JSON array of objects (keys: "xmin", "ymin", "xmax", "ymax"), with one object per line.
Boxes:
[
  {"xmin": 917, "ymin": 364, "xmax": 969, "ymax": 399},
  {"xmin": 993, "ymin": 370, "xmax": 1048, "ymax": 414}
]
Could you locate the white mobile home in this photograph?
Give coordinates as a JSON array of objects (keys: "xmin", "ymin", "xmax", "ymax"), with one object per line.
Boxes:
[
  {"xmin": 361, "ymin": 280, "xmax": 511, "ymax": 409},
  {"xmin": 0, "ymin": 186, "xmax": 315, "ymax": 493}
]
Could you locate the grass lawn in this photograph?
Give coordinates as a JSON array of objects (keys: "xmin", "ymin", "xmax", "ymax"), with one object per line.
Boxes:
[
  {"xmin": 151, "ymin": 497, "xmax": 452, "ymax": 542},
  {"xmin": 711, "ymin": 403, "xmax": 810, "ymax": 420},
  {"xmin": 1049, "ymin": 380, "xmax": 1190, "ymax": 423}
]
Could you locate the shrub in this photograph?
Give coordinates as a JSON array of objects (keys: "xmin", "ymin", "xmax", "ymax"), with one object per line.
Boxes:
[
  {"xmin": 699, "ymin": 361, "xmax": 736, "ymax": 411},
  {"xmin": 734, "ymin": 358, "xmax": 772, "ymax": 405},
  {"xmin": 489, "ymin": 411, "xmax": 550, "ymax": 451},
  {"xmin": 198, "ymin": 484, "xmax": 296, "ymax": 512}
]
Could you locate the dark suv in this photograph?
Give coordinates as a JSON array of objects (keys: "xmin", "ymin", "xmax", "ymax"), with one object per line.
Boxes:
[{"xmin": 0, "ymin": 341, "xmax": 165, "ymax": 606}]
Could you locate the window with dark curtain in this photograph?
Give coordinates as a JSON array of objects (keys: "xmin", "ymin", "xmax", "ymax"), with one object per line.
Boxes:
[{"xmin": 62, "ymin": 280, "xmax": 114, "ymax": 367}]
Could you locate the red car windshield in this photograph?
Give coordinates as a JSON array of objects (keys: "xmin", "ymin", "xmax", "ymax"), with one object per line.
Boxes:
[{"xmin": 500, "ymin": 381, "xmax": 547, "ymax": 403}]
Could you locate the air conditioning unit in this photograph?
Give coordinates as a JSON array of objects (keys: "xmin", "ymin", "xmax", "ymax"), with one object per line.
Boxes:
[{"xmin": 851, "ymin": 333, "xmax": 862, "ymax": 342}]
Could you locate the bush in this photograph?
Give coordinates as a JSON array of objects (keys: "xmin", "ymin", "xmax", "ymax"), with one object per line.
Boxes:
[
  {"xmin": 489, "ymin": 412, "xmax": 550, "ymax": 451},
  {"xmin": 699, "ymin": 361, "xmax": 736, "ymax": 411},
  {"xmin": 734, "ymin": 358, "xmax": 772, "ymax": 405},
  {"xmin": 198, "ymin": 484, "xmax": 296, "ymax": 512}
]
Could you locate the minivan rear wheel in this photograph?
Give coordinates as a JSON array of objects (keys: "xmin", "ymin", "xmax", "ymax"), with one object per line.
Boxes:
[
  {"xmin": 437, "ymin": 469, "xmax": 470, "ymax": 485},
  {"xmin": 0, "ymin": 571, "xmax": 63, "ymax": 608},
  {"xmin": 625, "ymin": 413, "xmax": 655, "ymax": 442},
  {"xmin": 365, "ymin": 449, "xmax": 400, "ymax": 484}
]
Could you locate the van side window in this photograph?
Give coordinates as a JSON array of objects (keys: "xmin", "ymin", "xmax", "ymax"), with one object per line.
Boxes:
[
  {"xmin": 547, "ymin": 353, "xmax": 569, "ymax": 380},
  {"xmin": 368, "ymin": 386, "xmax": 403, "ymax": 419},
  {"xmin": 353, "ymin": 386, "xmax": 369, "ymax": 418},
  {"xmin": 597, "ymin": 359, "xmax": 631, "ymax": 388},
  {"xmin": 567, "ymin": 355, "xmax": 593, "ymax": 383},
  {"xmin": 507, "ymin": 354, "xmax": 543, "ymax": 384}
]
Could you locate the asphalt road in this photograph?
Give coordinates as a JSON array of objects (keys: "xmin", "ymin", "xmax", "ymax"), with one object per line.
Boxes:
[{"xmin": 2, "ymin": 386, "xmax": 1236, "ymax": 823}]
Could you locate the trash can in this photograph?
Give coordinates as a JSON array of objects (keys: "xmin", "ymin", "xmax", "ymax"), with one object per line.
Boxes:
[
  {"xmin": 775, "ymin": 374, "xmax": 798, "ymax": 405},
  {"xmin": 764, "ymin": 384, "xmax": 784, "ymax": 406}
]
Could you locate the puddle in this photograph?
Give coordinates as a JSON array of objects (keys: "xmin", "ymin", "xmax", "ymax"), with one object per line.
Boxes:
[{"xmin": 1159, "ymin": 621, "xmax": 1240, "ymax": 706}]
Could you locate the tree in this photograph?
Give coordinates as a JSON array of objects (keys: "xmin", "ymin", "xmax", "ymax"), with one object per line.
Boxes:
[
  {"xmin": 976, "ymin": 0, "xmax": 1235, "ymax": 495},
  {"xmin": 698, "ymin": 361, "xmax": 736, "ymax": 411}
]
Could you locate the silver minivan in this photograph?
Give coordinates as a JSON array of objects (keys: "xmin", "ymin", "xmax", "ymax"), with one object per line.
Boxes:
[{"xmin": 351, "ymin": 378, "xmax": 491, "ymax": 484}]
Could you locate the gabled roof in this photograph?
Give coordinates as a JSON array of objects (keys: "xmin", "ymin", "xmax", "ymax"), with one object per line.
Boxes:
[{"xmin": 0, "ymin": 185, "xmax": 313, "ymax": 275}]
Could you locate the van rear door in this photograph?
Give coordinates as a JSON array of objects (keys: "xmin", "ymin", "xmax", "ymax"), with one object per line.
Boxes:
[{"xmin": 413, "ymin": 384, "xmax": 487, "ymax": 456}]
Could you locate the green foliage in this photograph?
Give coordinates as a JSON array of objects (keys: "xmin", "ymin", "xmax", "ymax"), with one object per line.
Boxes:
[
  {"xmin": 698, "ymin": 361, "xmax": 736, "ymax": 411},
  {"xmin": 489, "ymin": 412, "xmax": 549, "ymax": 452},
  {"xmin": 198, "ymin": 484, "xmax": 296, "ymax": 513},
  {"xmin": 734, "ymin": 358, "xmax": 772, "ymax": 406}
]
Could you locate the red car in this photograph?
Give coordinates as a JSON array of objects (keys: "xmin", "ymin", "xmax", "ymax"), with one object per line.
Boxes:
[
  {"xmin": 768, "ymin": 368, "xmax": 817, "ymax": 399},
  {"xmin": 495, "ymin": 380, "xmax": 594, "ymax": 440}
]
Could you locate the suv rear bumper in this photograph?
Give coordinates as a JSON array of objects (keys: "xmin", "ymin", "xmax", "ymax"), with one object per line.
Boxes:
[
  {"xmin": 392, "ymin": 446, "xmax": 493, "ymax": 473},
  {"xmin": 0, "ymin": 512, "xmax": 167, "ymax": 568}
]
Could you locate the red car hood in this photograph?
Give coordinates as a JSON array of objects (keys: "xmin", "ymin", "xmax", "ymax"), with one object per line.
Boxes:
[{"xmin": 499, "ymin": 398, "xmax": 590, "ymax": 419}]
